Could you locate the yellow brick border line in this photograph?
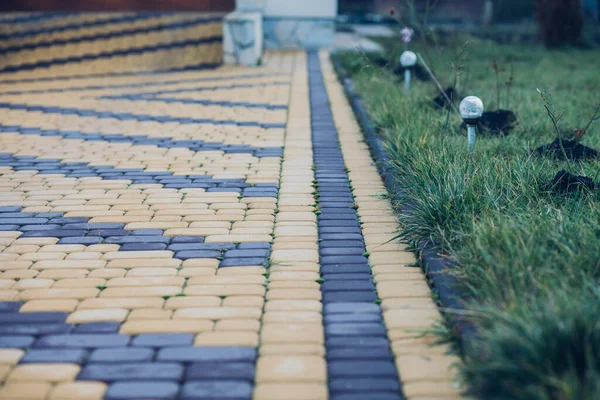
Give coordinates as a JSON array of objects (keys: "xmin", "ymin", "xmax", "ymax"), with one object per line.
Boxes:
[
  {"xmin": 319, "ymin": 52, "xmax": 465, "ymax": 399},
  {"xmin": 253, "ymin": 52, "xmax": 328, "ymax": 400}
]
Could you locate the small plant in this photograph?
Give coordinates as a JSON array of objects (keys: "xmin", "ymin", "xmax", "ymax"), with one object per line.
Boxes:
[
  {"xmin": 491, "ymin": 60, "xmax": 502, "ymax": 109},
  {"xmin": 537, "ymin": 87, "xmax": 570, "ymax": 159},
  {"xmin": 571, "ymin": 103, "xmax": 600, "ymax": 143}
]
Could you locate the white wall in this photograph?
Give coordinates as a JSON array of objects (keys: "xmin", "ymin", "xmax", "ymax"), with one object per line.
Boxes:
[{"xmin": 263, "ymin": 0, "xmax": 337, "ymax": 18}]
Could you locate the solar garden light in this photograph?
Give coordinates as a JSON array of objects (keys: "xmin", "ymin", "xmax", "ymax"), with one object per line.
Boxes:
[
  {"xmin": 459, "ymin": 96, "xmax": 484, "ymax": 152},
  {"xmin": 399, "ymin": 51, "xmax": 417, "ymax": 91}
]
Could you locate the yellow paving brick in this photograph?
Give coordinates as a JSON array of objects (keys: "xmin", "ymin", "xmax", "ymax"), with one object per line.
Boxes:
[
  {"xmin": 272, "ymin": 242, "xmax": 319, "ymax": 251},
  {"xmin": 66, "ymin": 252, "xmax": 103, "ymax": 260},
  {"xmin": 49, "ymin": 382, "xmax": 107, "ymax": 400},
  {"xmin": 30, "ymin": 260, "xmax": 106, "ymax": 270},
  {"xmin": 381, "ymin": 298, "xmax": 438, "ymax": 311},
  {"xmin": 106, "ymin": 258, "xmax": 182, "ymax": 268},
  {"xmin": 128, "ymin": 308, "xmax": 173, "ymax": 320},
  {"xmin": 402, "ymin": 381, "xmax": 464, "ymax": 398},
  {"xmin": 263, "ymin": 311, "xmax": 322, "ymax": 324},
  {"xmin": 261, "ymin": 324, "xmax": 324, "ymax": 345},
  {"xmin": 120, "ymin": 319, "xmax": 213, "ymax": 334},
  {"xmin": 216, "ymin": 266, "xmax": 266, "ymax": 275},
  {"xmin": 18, "ymin": 252, "xmax": 66, "ymax": 261},
  {"xmin": 270, "ymin": 250, "xmax": 318, "ymax": 263},
  {"xmin": 184, "ymin": 284, "xmax": 265, "ymax": 297},
  {"xmin": 396, "ymin": 355, "xmax": 457, "ymax": 382},
  {"xmin": 85, "ymin": 244, "xmax": 120, "ymax": 252},
  {"xmin": 52, "ymin": 278, "xmax": 106, "ymax": 288},
  {"xmin": 1, "ymin": 261, "xmax": 33, "ymax": 270},
  {"xmin": 265, "ymin": 300, "xmax": 322, "ymax": 312},
  {"xmin": 102, "ymin": 250, "xmax": 174, "ymax": 260},
  {"xmin": 377, "ymin": 280, "xmax": 432, "ymax": 299},
  {"xmin": 369, "ymin": 251, "xmax": 417, "ymax": 265},
  {"xmin": 187, "ymin": 275, "xmax": 265, "ymax": 285},
  {"xmin": 214, "ymin": 318, "xmax": 261, "ymax": 331},
  {"xmin": 3, "ymin": 244, "xmax": 39, "ymax": 254},
  {"xmin": 0, "ymin": 349, "xmax": 24, "ymax": 365},
  {"xmin": 164, "ymin": 296, "xmax": 222, "ymax": 309},
  {"xmin": 67, "ymin": 308, "xmax": 129, "ymax": 324},
  {"xmin": 259, "ymin": 344, "xmax": 325, "ymax": 356},
  {"xmin": 106, "ymin": 277, "xmax": 185, "ymax": 287},
  {"xmin": 178, "ymin": 268, "xmax": 217, "ymax": 277},
  {"xmin": 0, "ymin": 269, "xmax": 39, "ymax": 279},
  {"xmin": 0, "ymin": 253, "xmax": 19, "ymax": 261},
  {"xmin": 0, "ymin": 290, "xmax": 19, "ymax": 301},
  {"xmin": 269, "ymin": 271, "xmax": 320, "ymax": 281},
  {"xmin": 8, "ymin": 363, "xmax": 80, "ymax": 383},
  {"xmin": 256, "ymin": 356, "xmax": 326, "ymax": 383},
  {"xmin": 266, "ymin": 288, "xmax": 321, "ymax": 300},
  {"xmin": 19, "ymin": 288, "xmax": 99, "ymax": 301},
  {"xmin": 253, "ymin": 383, "xmax": 328, "ymax": 400},
  {"xmin": 221, "ymin": 296, "xmax": 265, "ymax": 308},
  {"xmin": 193, "ymin": 331, "xmax": 259, "ymax": 347},
  {"xmin": 181, "ymin": 259, "xmax": 219, "ymax": 268},
  {"xmin": 383, "ymin": 308, "xmax": 440, "ymax": 329},
  {"xmin": 205, "ymin": 234, "xmax": 273, "ymax": 243},
  {"xmin": 12, "ymin": 238, "xmax": 58, "ymax": 246},
  {"xmin": 12, "ymin": 279, "xmax": 53, "ymax": 290},
  {"xmin": 173, "ymin": 307, "xmax": 261, "ymax": 320},
  {"xmin": 100, "ymin": 286, "xmax": 182, "ymax": 298},
  {"xmin": 78, "ymin": 297, "xmax": 165, "ymax": 310},
  {"xmin": 39, "ymin": 245, "xmax": 85, "ymax": 253},
  {"xmin": 0, "ymin": 382, "xmax": 53, "ymax": 400},
  {"xmin": 88, "ymin": 269, "xmax": 127, "ymax": 278},
  {"xmin": 126, "ymin": 268, "xmax": 178, "ymax": 277},
  {"xmin": 20, "ymin": 299, "xmax": 79, "ymax": 313}
]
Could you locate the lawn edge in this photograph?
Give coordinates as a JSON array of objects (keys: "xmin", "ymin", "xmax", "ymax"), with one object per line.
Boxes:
[{"xmin": 330, "ymin": 57, "xmax": 476, "ymax": 348}]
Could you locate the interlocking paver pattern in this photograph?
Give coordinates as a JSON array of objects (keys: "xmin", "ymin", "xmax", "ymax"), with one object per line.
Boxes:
[{"xmin": 0, "ymin": 12, "xmax": 464, "ymax": 400}]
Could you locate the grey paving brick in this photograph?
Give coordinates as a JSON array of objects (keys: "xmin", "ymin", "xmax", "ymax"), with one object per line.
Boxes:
[
  {"xmin": 89, "ymin": 347, "xmax": 155, "ymax": 363},
  {"xmin": 73, "ymin": 322, "xmax": 120, "ymax": 333},
  {"xmin": 34, "ymin": 334, "xmax": 130, "ymax": 348},
  {"xmin": 0, "ymin": 312, "xmax": 67, "ymax": 323},
  {"xmin": 185, "ymin": 362, "xmax": 255, "ymax": 381},
  {"xmin": 0, "ymin": 335, "xmax": 35, "ymax": 348},
  {"xmin": 132, "ymin": 334, "xmax": 194, "ymax": 347},
  {"xmin": 180, "ymin": 381, "xmax": 253, "ymax": 400},
  {"xmin": 78, "ymin": 362, "xmax": 184, "ymax": 381},
  {"xmin": 157, "ymin": 347, "xmax": 256, "ymax": 363},
  {"xmin": 0, "ymin": 323, "xmax": 72, "ymax": 335},
  {"xmin": 105, "ymin": 381, "xmax": 179, "ymax": 400},
  {"xmin": 21, "ymin": 349, "xmax": 87, "ymax": 364}
]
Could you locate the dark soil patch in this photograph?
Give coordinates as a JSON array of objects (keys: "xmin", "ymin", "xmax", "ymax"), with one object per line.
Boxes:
[
  {"xmin": 431, "ymin": 87, "xmax": 458, "ymax": 109},
  {"xmin": 479, "ymin": 109, "xmax": 517, "ymax": 135},
  {"xmin": 460, "ymin": 109, "xmax": 517, "ymax": 136},
  {"xmin": 543, "ymin": 170, "xmax": 595, "ymax": 194},
  {"xmin": 534, "ymin": 138, "xmax": 599, "ymax": 161}
]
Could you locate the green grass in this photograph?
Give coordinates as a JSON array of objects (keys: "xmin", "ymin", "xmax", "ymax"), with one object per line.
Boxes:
[{"xmin": 333, "ymin": 33, "xmax": 600, "ymax": 400}]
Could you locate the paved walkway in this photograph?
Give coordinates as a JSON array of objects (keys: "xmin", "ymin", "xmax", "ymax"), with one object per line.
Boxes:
[{"xmin": 0, "ymin": 13, "xmax": 461, "ymax": 400}]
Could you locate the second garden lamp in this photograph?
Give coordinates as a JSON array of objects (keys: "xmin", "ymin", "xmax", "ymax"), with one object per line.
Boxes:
[
  {"xmin": 400, "ymin": 51, "xmax": 417, "ymax": 91},
  {"xmin": 459, "ymin": 96, "xmax": 484, "ymax": 151}
]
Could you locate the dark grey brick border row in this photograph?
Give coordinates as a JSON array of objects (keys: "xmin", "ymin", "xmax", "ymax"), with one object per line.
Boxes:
[
  {"xmin": 0, "ymin": 63, "xmax": 222, "ymax": 86},
  {"xmin": 0, "ymin": 16, "xmax": 222, "ymax": 56},
  {"xmin": 0, "ymin": 12, "xmax": 179, "ymax": 41},
  {"xmin": 0, "ymin": 72, "xmax": 287, "ymax": 96},
  {"xmin": 0, "ymin": 36, "xmax": 222, "ymax": 74},
  {"xmin": 331, "ymin": 61, "xmax": 476, "ymax": 347},
  {"xmin": 307, "ymin": 52, "xmax": 404, "ymax": 400}
]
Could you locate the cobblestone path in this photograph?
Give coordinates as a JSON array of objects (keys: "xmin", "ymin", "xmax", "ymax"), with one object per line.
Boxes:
[{"xmin": 0, "ymin": 13, "xmax": 461, "ymax": 400}]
